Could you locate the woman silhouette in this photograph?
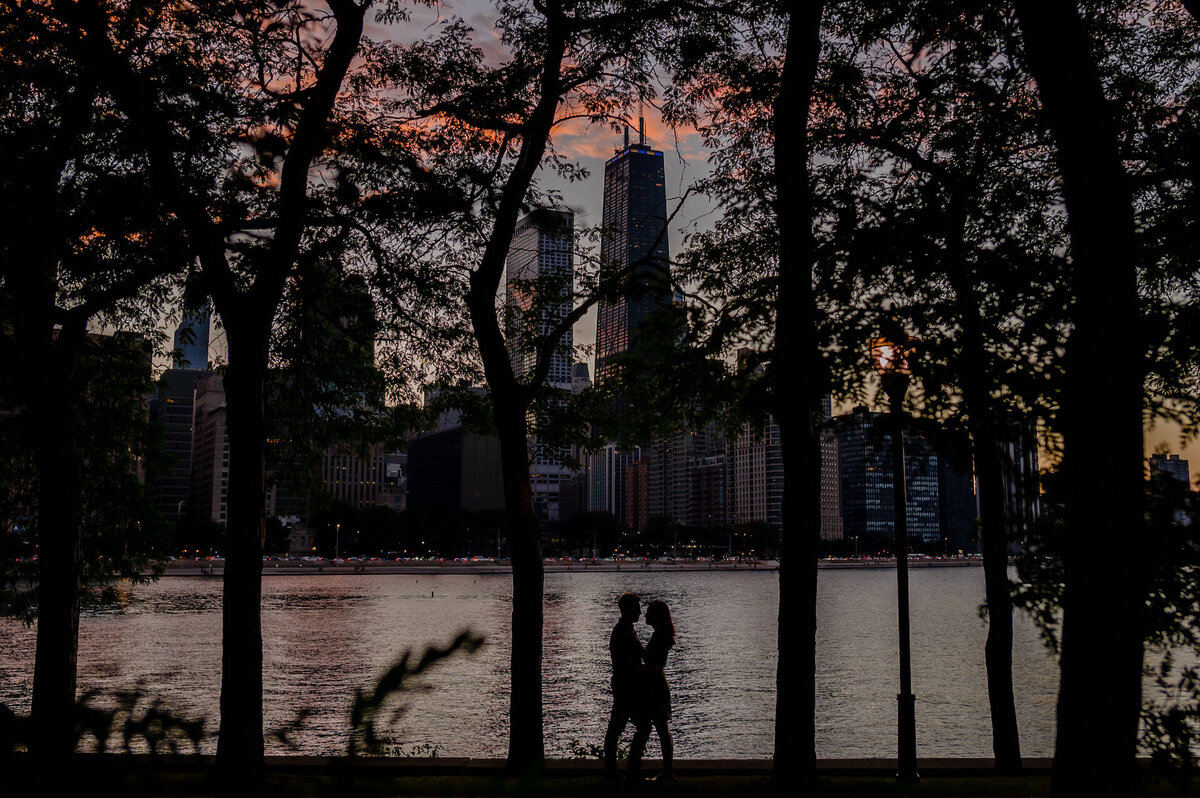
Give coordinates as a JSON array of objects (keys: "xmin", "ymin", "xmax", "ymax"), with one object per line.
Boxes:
[{"xmin": 629, "ymin": 599, "xmax": 675, "ymax": 780}]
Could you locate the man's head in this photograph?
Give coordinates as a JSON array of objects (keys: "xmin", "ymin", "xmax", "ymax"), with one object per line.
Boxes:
[{"xmin": 617, "ymin": 592, "xmax": 641, "ymax": 622}]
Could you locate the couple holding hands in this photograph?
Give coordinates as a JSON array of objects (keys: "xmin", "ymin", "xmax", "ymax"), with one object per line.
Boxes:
[{"xmin": 603, "ymin": 592, "xmax": 676, "ymax": 781}]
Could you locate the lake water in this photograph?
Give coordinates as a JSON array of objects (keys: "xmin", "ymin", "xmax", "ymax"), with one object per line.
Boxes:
[{"xmin": 0, "ymin": 567, "xmax": 1062, "ymax": 759}]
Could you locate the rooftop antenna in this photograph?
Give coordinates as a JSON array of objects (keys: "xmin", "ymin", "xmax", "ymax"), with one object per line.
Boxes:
[
  {"xmin": 624, "ymin": 123, "xmax": 629, "ymax": 149},
  {"xmin": 638, "ymin": 96, "xmax": 646, "ymax": 146}
]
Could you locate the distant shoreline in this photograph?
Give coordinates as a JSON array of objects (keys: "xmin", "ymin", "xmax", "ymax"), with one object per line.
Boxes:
[{"xmin": 153, "ymin": 557, "xmax": 989, "ymax": 577}]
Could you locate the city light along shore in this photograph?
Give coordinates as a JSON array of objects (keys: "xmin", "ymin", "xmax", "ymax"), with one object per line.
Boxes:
[{"xmin": 154, "ymin": 555, "xmax": 992, "ymax": 576}]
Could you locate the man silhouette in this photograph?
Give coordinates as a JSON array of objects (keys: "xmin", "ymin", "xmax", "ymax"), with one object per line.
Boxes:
[{"xmin": 604, "ymin": 592, "xmax": 645, "ymax": 778}]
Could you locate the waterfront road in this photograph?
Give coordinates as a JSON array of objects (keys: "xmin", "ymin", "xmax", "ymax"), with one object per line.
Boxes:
[{"xmin": 157, "ymin": 557, "xmax": 989, "ymax": 577}]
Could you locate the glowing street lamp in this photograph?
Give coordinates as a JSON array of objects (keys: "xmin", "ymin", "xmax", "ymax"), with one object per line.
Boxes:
[{"xmin": 872, "ymin": 323, "xmax": 919, "ymax": 784}]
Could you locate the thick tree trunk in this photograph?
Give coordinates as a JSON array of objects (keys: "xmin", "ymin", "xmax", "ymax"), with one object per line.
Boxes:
[
  {"xmin": 12, "ymin": 277, "xmax": 88, "ymax": 766},
  {"xmin": 29, "ymin": 360, "xmax": 85, "ymax": 764},
  {"xmin": 214, "ymin": 318, "xmax": 269, "ymax": 786},
  {"xmin": 1015, "ymin": 4, "xmax": 1146, "ymax": 795},
  {"xmin": 495, "ymin": 398, "xmax": 545, "ymax": 771},
  {"xmin": 771, "ymin": 2, "xmax": 824, "ymax": 793}
]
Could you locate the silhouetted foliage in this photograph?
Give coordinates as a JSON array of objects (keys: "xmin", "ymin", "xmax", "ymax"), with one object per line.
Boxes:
[
  {"xmin": 11, "ymin": 1, "xmax": 455, "ymax": 777},
  {"xmin": 348, "ymin": 631, "xmax": 485, "ymax": 757},
  {"xmin": 1014, "ymin": 466, "xmax": 1200, "ymax": 770}
]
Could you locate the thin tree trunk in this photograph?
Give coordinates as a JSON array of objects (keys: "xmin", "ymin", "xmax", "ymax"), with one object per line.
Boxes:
[
  {"xmin": 943, "ymin": 209, "xmax": 1023, "ymax": 772},
  {"xmin": 1014, "ymin": 4, "xmax": 1146, "ymax": 795},
  {"xmin": 461, "ymin": 2, "xmax": 567, "ymax": 772},
  {"xmin": 973, "ymin": 421, "xmax": 1023, "ymax": 771},
  {"xmin": 771, "ymin": 2, "xmax": 824, "ymax": 793}
]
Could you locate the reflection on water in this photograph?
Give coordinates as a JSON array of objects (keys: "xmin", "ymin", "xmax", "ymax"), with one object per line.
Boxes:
[{"xmin": 0, "ymin": 568, "xmax": 1060, "ymax": 758}]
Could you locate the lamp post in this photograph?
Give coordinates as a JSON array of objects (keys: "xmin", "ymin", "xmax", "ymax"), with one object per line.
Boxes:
[
  {"xmin": 871, "ymin": 327, "xmax": 920, "ymax": 784},
  {"xmin": 335, "ymin": 522, "xmax": 340, "ymax": 562}
]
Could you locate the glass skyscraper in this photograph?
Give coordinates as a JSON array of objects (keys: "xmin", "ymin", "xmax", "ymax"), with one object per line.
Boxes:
[
  {"xmin": 173, "ymin": 307, "xmax": 210, "ymax": 371},
  {"xmin": 593, "ymin": 140, "xmax": 671, "ymax": 382},
  {"xmin": 588, "ymin": 135, "xmax": 671, "ymax": 521},
  {"xmin": 506, "ymin": 209, "xmax": 575, "ymax": 522}
]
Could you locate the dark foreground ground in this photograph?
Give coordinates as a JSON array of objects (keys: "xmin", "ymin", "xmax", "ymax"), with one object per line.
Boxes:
[{"xmin": 3, "ymin": 757, "xmax": 1197, "ymax": 797}]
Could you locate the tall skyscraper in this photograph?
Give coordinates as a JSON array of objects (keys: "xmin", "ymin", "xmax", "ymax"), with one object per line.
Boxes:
[
  {"xmin": 173, "ymin": 307, "xmax": 210, "ymax": 370},
  {"xmin": 190, "ymin": 373, "xmax": 228, "ymax": 525},
  {"xmin": 593, "ymin": 134, "xmax": 671, "ymax": 383},
  {"xmin": 506, "ymin": 209, "xmax": 575, "ymax": 522},
  {"xmin": 150, "ymin": 308, "xmax": 211, "ymax": 521},
  {"xmin": 507, "ymin": 210, "xmax": 574, "ymax": 386},
  {"xmin": 148, "ymin": 370, "xmax": 202, "ymax": 520},
  {"xmin": 588, "ymin": 129, "xmax": 671, "ymax": 521}
]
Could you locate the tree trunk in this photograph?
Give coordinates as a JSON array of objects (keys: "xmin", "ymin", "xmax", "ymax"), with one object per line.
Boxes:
[
  {"xmin": 973, "ymin": 421, "xmax": 1023, "ymax": 771},
  {"xmin": 771, "ymin": 2, "xmax": 825, "ymax": 793},
  {"xmin": 459, "ymin": 4, "xmax": 566, "ymax": 772},
  {"xmin": 943, "ymin": 208, "xmax": 1023, "ymax": 772},
  {"xmin": 1015, "ymin": 4, "xmax": 1146, "ymax": 795},
  {"xmin": 29, "ymin": 342, "xmax": 85, "ymax": 765},
  {"xmin": 214, "ymin": 315, "xmax": 269, "ymax": 786},
  {"xmin": 495, "ymin": 397, "xmax": 545, "ymax": 771}
]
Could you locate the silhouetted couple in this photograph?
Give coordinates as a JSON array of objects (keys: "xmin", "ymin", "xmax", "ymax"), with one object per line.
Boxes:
[{"xmin": 604, "ymin": 592, "xmax": 675, "ymax": 781}]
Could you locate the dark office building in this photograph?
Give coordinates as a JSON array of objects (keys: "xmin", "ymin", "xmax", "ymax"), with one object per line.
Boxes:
[
  {"xmin": 406, "ymin": 427, "xmax": 504, "ymax": 513},
  {"xmin": 689, "ymin": 454, "xmax": 727, "ymax": 529},
  {"xmin": 148, "ymin": 369, "xmax": 203, "ymax": 520},
  {"xmin": 938, "ymin": 442, "xmax": 979, "ymax": 554},
  {"xmin": 648, "ymin": 421, "xmax": 723, "ymax": 526},
  {"xmin": 835, "ymin": 407, "xmax": 961, "ymax": 549}
]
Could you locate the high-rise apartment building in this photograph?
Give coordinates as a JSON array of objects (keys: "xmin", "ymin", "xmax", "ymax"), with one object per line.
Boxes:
[
  {"xmin": 726, "ymin": 417, "xmax": 784, "ymax": 527},
  {"xmin": 572, "ymin": 362, "xmax": 592, "ymax": 393},
  {"xmin": 507, "ymin": 210, "xmax": 574, "ymax": 386},
  {"xmin": 190, "ymin": 373, "xmax": 228, "ymax": 524},
  {"xmin": 506, "ymin": 209, "xmax": 576, "ymax": 523},
  {"xmin": 1150, "ymin": 452, "xmax": 1192, "ymax": 486},
  {"xmin": 820, "ymin": 397, "xmax": 843, "ymax": 540},
  {"xmin": 626, "ymin": 452, "xmax": 651, "ymax": 531},
  {"xmin": 406, "ymin": 427, "xmax": 504, "ymax": 513}
]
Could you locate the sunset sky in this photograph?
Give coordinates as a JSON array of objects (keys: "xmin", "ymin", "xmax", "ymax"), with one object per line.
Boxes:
[{"xmin": 206, "ymin": 2, "xmax": 1197, "ymax": 474}]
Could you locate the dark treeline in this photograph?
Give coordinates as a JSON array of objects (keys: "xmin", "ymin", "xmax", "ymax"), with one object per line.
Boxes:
[{"xmin": 2, "ymin": 2, "xmax": 1200, "ymax": 797}]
